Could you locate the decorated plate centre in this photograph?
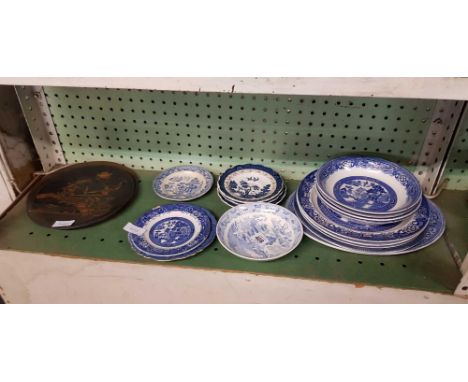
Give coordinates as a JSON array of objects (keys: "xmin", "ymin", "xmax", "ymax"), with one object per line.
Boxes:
[
  {"xmin": 224, "ymin": 170, "xmax": 276, "ymax": 200},
  {"xmin": 148, "ymin": 217, "xmax": 196, "ymax": 247},
  {"xmin": 226, "ymin": 214, "xmax": 296, "ymax": 258},
  {"xmin": 333, "ymin": 176, "xmax": 397, "ymax": 212},
  {"xmin": 160, "ymin": 171, "xmax": 206, "ymax": 198}
]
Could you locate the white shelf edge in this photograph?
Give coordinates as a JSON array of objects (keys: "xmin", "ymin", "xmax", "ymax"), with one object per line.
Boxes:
[
  {"xmin": 0, "ymin": 250, "xmax": 466, "ymax": 303},
  {"xmin": 1, "ymin": 77, "xmax": 468, "ymax": 100}
]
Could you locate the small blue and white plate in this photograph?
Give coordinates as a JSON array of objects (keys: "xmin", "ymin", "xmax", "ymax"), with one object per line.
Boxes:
[
  {"xmin": 218, "ymin": 185, "xmax": 287, "ymax": 206},
  {"xmin": 219, "ymin": 183, "xmax": 287, "ymax": 203},
  {"xmin": 316, "ymin": 157, "xmax": 422, "ymax": 217},
  {"xmin": 128, "ymin": 203, "xmax": 212, "ymax": 258},
  {"xmin": 216, "ymin": 202, "xmax": 303, "ymax": 261},
  {"xmin": 217, "ymin": 189, "xmax": 239, "ymax": 207},
  {"xmin": 129, "ymin": 206, "xmax": 217, "ymax": 261},
  {"xmin": 153, "ymin": 165, "xmax": 213, "ymax": 201},
  {"xmin": 296, "ymin": 171, "xmax": 429, "ymax": 246},
  {"xmin": 217, "ymin": 164, "xmax": 284, "ymax": 203},
  {"xmin": 287, "ymin": 191, "xmax": 445, "ymax": 256}
]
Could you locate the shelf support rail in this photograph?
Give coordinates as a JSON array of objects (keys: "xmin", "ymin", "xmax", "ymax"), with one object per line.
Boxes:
[
  {"xmin": 454, "ymin": 254, "xmax": 468, "ymax": 297},
  {"xmin": 414, "ymin": 100, "xmax": 466, "ymax": 196},
  {"xmin": 14, "ymin": 86, "xmax": 65, "ymax": 172}
]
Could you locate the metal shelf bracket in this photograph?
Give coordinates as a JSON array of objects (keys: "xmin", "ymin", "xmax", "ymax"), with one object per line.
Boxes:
[
  {"xmin": 414, "ymin": 100, "xmax": 466, "ymax": 196},
  {"xmin": 15, "ymin": 86, "xmax": 65, "ymax": 171}
]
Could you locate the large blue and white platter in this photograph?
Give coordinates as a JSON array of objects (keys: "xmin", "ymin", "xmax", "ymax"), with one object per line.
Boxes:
[
  {"xmin": 217, "ymin": 164, "xmax": 284, "ymax": 203},
  {"xmin": 216, "ymin": 202, "xmax": 303, "ymax": 261},
  {"xmin": 296, "ymin": 171, "xmax": 430, "ymax": 246},
  {"xmin": 153, "ymin": 165, "xmax": 213, "ymax": 201},
  {"xmin": 316, "ymin": 157, "xmax": 422, "ymax": 217},
  {"xmin": 287, "ymin": 192, "xmax": 445, "ymax": 256},
  {"xmin": 128, "ymin": 204, "xmax": 214, "ymax": 260}
]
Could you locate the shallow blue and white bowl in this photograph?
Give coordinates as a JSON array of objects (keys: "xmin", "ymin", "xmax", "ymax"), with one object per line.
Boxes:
[
  {"xmin": 316, "ymin": 188, "xmax": 419, "ymax": 224},
  {"xmin": 216, "ymin": 202, "xmax": 303, "ymax": 261},
  {"xmin": 295, "ymin": 195, "xmax": 424, "ymax": 249},
  {"xmin": 316, "ymin": 156, "xmax": 422, "ymax": 218}
]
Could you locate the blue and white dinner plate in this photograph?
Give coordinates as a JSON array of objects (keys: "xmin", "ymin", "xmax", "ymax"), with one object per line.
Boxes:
[
  {"xmin": 128, "ymin": 204, "xmax": 213, "ymax": 259},
  {"xmin": 287, "ymin": 192, "xmax": 445, "ymax": 256},
  {"xmin": 316, "ymin": 156, "xmax": 422, "ymax": 217},
  {"xmin": 217, "ymin": 164, "xmax": 284, "ymax": 203},
  {"xmin": 153, "ymin": 165, "xmax": 213, "ymax": 201},
  {"xmin": 216, "ymin": 202, "xmax": 303, "ymax": 261},
  {"xmin": 296, "ymin": 171, "xmax": 430, "ymax": 246}
]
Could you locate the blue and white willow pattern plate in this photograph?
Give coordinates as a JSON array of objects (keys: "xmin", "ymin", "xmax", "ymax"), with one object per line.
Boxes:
[
  {"xmin": 129, "ymin": 207, "xmax": 217, "ymax": 261},
  {"xmin": 217, "ymin": 164, "xmax": 284, "ymax": 203},
  {"xmin": 216, "ymin": 202, "xmax": 303, "ymax": 261},
  {"xmin": 297, "ymin": 171, "xmax": 430, "ymax": 244},
  {"xmin": 128, "ymin": 204, "xmax": 212, "ymax": 257},
  {"xmin": 153, "ymin": 165, "xmax": 213, "ymax": 201},
  {"xmin": 287, "ymin": 192, "xmax": 445, "ymax": 256},
  {"xmin": 316, "ymin": 156, "xmax": 422, "ymax": 216}
]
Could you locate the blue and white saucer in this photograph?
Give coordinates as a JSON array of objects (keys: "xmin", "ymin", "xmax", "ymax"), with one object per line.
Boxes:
[
  {"xmin": 217, "ymin": 164, "xmax": 284, "ymax": 203},
  {"xmin": 128, "ymin": 204, "xmax": 213, "ymax": 259},
  {"xmin": 287, "ymin": 192, "xmax": 445, "ymax": 256},
  {"xmin": 129, "ymin": 206, "xmax": 217, "ymax": 261},
  {"xmin": 216, "ymin": 202, "xmax": 303, "ymax": 261},
  {"xmin": 153, "ymin": 165, "xmax": 213, "ymax": 201},
  {"xmin": 296, "ymin": 171, "xmax": 430, "ymax": 246},
  {"xmin": 316, "ymin": 156, "xmax": 422, "ymax": 217}
]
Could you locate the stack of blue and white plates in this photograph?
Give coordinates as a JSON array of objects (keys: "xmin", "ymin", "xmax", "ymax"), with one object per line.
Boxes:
[
  {"xmin": 217, "ymin": 164, "xmax": 286, "ymax": 207},
  {"xmin": 127, "ymin": 203, "xmax": 217, "ymax": 261},
  {"xmin": 287, "ymin": 156, "xmax": 445, "ymax": 255}
]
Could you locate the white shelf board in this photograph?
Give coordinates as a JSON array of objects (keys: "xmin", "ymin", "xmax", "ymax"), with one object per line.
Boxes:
[
  {"xmin": 0, "ymin": 250, "xmax": 466, "ymax": 303},
  {"xmin": 1, "ymin": 77, "xmax": 468, "ymax": 100}
]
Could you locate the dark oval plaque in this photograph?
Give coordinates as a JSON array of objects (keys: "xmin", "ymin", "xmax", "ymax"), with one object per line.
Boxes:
[{"xmin": 27, "ymin": 162, "xmax": 138, "ymax": 229}]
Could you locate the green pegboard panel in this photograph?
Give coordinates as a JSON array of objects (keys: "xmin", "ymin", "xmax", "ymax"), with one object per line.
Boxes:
[
  {"xmin": 44, "ymin": 87, "xmax": 436, "ymax": 180},
  {"xmin": 445, "ymin": 110, "xmax": 468, "ymax": 190}
]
